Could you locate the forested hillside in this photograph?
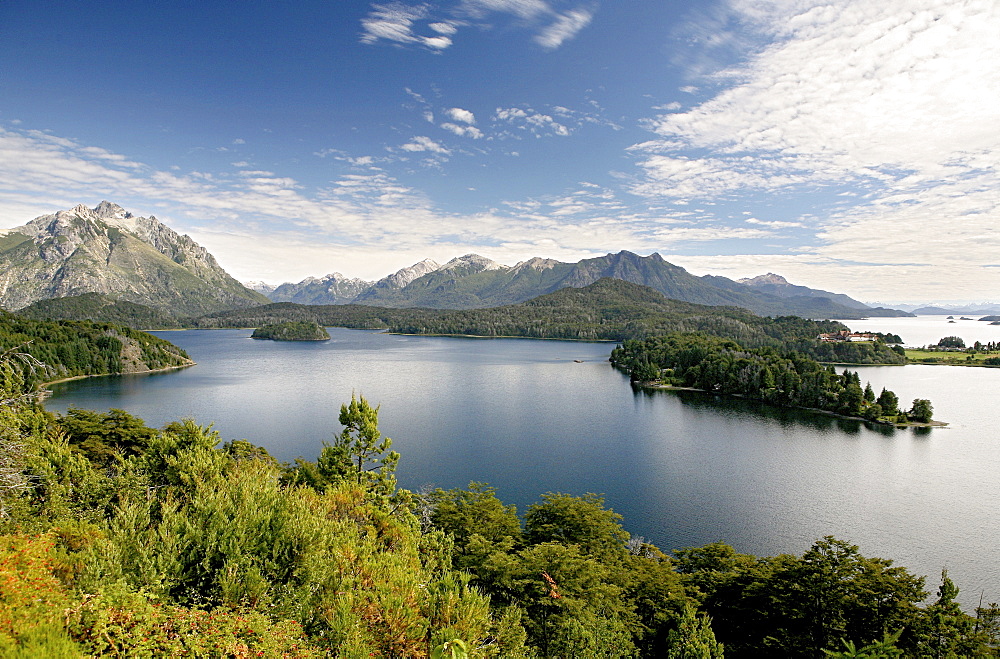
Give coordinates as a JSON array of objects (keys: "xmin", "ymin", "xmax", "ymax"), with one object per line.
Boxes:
[
  {"xmin": 190, "ymin": 280, "xmax": 908, "ymax": 365},
  {"xmin": 0, "ymin": 369, "xmax": 993, "ymax": 656},
  {"xmin": 17, "ymin": 293, "xmax": 182, "ymax": 329},
  {"xmin": 0, "ymin": 311, "xmax": 192, "ymax": 387},
  {"xmin": 192, "ymin": 300, "xmax": 450, "ymax": 330}
]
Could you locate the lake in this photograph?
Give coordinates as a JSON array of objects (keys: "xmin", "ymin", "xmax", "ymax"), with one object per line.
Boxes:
[{"xmin": 45, "ymin": 319, "xmax": 1000, "ymax": 608}]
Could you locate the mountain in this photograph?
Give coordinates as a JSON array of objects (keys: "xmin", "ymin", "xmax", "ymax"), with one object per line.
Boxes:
[
  {"xmin": 255, "ymin": 251, "xmax": 910, "ymax": 319},
  {"xmin": 268, "ymin": 258, "xmax": 444, "ymax": 306},
  {"xmin": 0, "ymin": 202, "xmax": 269, "ymax": 316},
  {"xmin": 352, "ymin": 251, "xmax": 908, "ymax": 319},
  {"xmin": 244, "ymin": 280, "xmax": 277, "ymax": 296},
  {"xmin": 737, "ymin": 273, "xmax": 869, "ymax": 309},
  {"xmin": 352, "ymin": 254, "xmax": 509, "ymax": 308},
  {"xmin": 269, "ymin": 272, "xmax": 371, "ymax": 305},
  {"xmin": 911, "ymin": 305, "xmax": 1000, "ymax": 315}
]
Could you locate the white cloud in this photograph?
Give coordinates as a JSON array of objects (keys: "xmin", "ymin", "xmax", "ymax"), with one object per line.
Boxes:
[
  {"xmin": 441, "ymin": 123, "xmax": 484, "ymax": 139},
  {"xmin": 429, "ymin": 21, "xmax": 459, "ymax": 35},
  {"xmin": 459, "ymin": 0, "xmax": 549, "ymax": 20},
  {"xmin": 629, "ymin": 0, "xmax": 1000, "ymax": 299},
  {"xmin": 360, "ymin": 2, "xmax": 453, "ymax": 49},
  {"xmin": 445, "ymin": 107, "xmax": 476, "ymax": 124},
  {"xmin": 494, "ymin": 106, "xmax": 571, "ymax": 137},
  {"xmin": 399, "ymin": 135, "xmax": 451, "ymax": 154},
  {"xmin": 423, "ymin": 36, "xmax": 453, "ymax": 49},
  {"xmin": 0, "ymin": 123, "xmax": 750, "ymax": 283},
  {"xmin": 362, "ymin": 0, "xmax": 593, "ymax": 51},
  {"xmin": 535, "ymin": 7, "xmax": 594, "ymax": 49},
  {"xmin": 495, "ymin": 108, "xmax": 527, "ymax": 121},
  {"xmin": 745, "ymin": 217, "xmax": 805, "ymax": 229}
]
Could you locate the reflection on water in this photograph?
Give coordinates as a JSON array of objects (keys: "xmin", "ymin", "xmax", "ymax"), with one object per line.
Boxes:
[
  {"xmin": 46, "ymin": 328, "xmax": 1000, "ymax": 607},
  {"xmin": 636, "ymin": 386, "xmax": 870, "ymax": 434}
]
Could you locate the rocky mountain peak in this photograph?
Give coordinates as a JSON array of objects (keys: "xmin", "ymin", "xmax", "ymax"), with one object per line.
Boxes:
[
  {"xmin": 513, "ymin": 257, "xmax": 562, "ymax": 272},
  {"xmin": 439, "ymin": 253, "xmax": 506, "ymax": 273},
  {"xmin": 244, "ymin": 280, "xmax": 277, "ymax": 296},
  {"xmin": 377, "ymin": 258, "xmax": 441, "ymax": 289},
  {"xmin": 93, "ymin": 200, "xmax": 131, "ymax": 220},
  {"xmin": 739, "ymin": 273, "xmax": 790, "ymax": 286},
  {"xmin": 0, "ymin": 202, "xmax": 267, "ymax": 314}
]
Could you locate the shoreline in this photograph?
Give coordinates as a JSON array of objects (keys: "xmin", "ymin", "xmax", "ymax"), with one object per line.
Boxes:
[
  {"xmin": 904, "ymin": 359, "xmax": 1000, "ymax": 368},
  {"xmin": 388, "ymin": 331, "xmax": 620, "ymax": 342},
  {"xmin": 37, "ymin": 362, "xmax": 196, "ymax": 399},
  {"xmin": 642, "ymin": 382, "xmax": 947, "ymax": 428}
]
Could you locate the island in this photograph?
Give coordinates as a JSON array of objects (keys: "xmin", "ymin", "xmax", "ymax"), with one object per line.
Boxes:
[{"xmin": 251, "ymin": 321, "xmax": 331, "ymax": 341}]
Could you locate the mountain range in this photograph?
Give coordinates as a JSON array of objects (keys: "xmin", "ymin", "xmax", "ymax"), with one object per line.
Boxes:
[
  {"xmin": 0, "ymin": 202, "xmax": 911, "ymax": 321},
  {"xmin": 0, "ymin": 202, "xmax": 268, "ymax": 316},
  {"xmin": 261, "ymin": 252, "xmax": 909, "ymax": 319}
]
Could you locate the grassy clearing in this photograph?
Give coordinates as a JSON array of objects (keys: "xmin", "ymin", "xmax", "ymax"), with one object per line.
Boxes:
[{"xmin": 905, "ymin": 349, "xmax": 1000, "ymax": 365}]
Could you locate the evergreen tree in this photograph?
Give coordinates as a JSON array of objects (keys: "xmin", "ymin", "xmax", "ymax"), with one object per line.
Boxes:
[
  {"xmin": 876, "ymin": 389, "xmax": 899, "ymax": 416},
  {"xmin": 666, "ymin": 603, "xmax": 724, "ymax": 658}
]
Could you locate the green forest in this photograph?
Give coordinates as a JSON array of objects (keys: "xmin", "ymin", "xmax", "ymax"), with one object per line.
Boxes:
[
  {"xmin": 0, "ymin": 311, "xmax": 192, "ymax": 389},
  {"xmin": 193, "ymin": 280, "xmax": 904, "ymax": 364},
  {"xmin": 251, "ymin": 321, "xmax": 331, "ymax": 341},
  {"xmin": 15, "ymin": 282, "xmax": 910, "ymax": 368},
  {"xmin": 1, "ymin": 348, "xmax": 995, "ymax": 656},
  {"xmin": 17, "ymin": 293, "xmax": 182, "ymax": 330},
  {"xmin": 611, "ymin": 333, "xmax": 930, "ymax": 424}
]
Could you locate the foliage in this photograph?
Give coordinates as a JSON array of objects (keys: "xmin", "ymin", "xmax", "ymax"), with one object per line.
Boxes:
[
  {"xmin": 675, "ymin": 537, "xmax": 928, "ymax": 658},
  {"xmin": 666, "ymin": 604, "xmax": 724, "ymax": 658},
  {"xmin": 936, "ymin": 336, "xmax": 966, "ymax": 349},
  {"xmin": 611, "ymin": 332, "xmax": 921, "ymax": 422},
  {"xmin": 907, "ymin": 571, "xmax": 991, "ymax": 657},
  {"xmin": 250, "ymin": 320, "xmax": 330, "ymax": 341},
  {"xmin": 909, "ymin": 399, "xmax": 934, "ymax": 423},
  {"xmin": 822, "ymin": 630, "xmax": 903, "ymax": 658},
  {"xmin": 196, "ymin": 279, "xmax": 872, "ymax": 349},
  {"xmin": 194, "ymin": 300, "xmax": 450, "ymax": 330},
  {"xmin": 0, "ymin": 310, "xmax": 190, "ymax": 387},
  {"xmin": 0, "ymin": 351, "xmax": 987, "ymax": 657},
  {"xmin": 16, "ymin": 293, "xmax": 182, "ymax": 329},
  {"xmin": 286, "ymin": 394, "xmax": 401, "ymax": 500}
]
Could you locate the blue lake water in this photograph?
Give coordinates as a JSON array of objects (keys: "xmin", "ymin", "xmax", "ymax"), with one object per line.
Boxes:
[{"xmin": 45, "ymin": 321, "xmax": 1000, "ymax": 607}]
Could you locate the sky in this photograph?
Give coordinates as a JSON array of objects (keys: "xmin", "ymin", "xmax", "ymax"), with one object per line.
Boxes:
[{"xmin": 1, "ymin": 0, "xmax": 998, "ymax": 304}]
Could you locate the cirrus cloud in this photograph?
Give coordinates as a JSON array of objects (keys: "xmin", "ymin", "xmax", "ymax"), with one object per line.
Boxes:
[{"xmin": 360, "ymin": 0, "xmax": 595, "ymax": 50}]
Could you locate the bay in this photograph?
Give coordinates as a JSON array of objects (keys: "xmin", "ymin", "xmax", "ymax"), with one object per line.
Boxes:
[
  {"xmin": 844, "ymin": 313, "xmax": 1000, "ymax": 347},
  {"xmin": 45, "ymin": 322, "xmax": 1000, "ymax": 607}
]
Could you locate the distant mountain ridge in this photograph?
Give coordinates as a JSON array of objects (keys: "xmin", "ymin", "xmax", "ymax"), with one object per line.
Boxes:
[
  {"xmin": 910, "ymin": 305, "xmax": 1000, "ymax": 316},
  {"xmin": 736, "ymin": 273, "xmax": 870, "ymax": 310},
  {"xmin": 260, "ymin": 251, "xmax": 910, "ymax": 319},
  {"xmin": 0, "ymin": 202, "xmax": 268, "ymax": 316}
]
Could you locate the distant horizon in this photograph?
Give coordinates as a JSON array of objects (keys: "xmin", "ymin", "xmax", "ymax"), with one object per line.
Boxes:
[
  {"xmin": 238, "ymin": 250, "xmax": 999, "ymax": 310},
  {"xmin": 2, "ymin": 1, "xmax": 997, "ymax": 303},
  {"xmin": 8, "ymin": 199, "xmax": 998, "ymax": 309}
]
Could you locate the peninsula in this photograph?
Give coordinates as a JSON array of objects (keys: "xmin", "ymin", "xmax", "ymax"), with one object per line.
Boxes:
[{"xmin": 612, "ymin": 332, "xmax": 937, "ymax": 426}]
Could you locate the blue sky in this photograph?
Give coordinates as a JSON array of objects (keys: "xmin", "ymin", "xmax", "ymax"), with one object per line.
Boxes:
[{"xmin": 1, "ymin": 0, "xmax": 998, "ymax": 304}]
